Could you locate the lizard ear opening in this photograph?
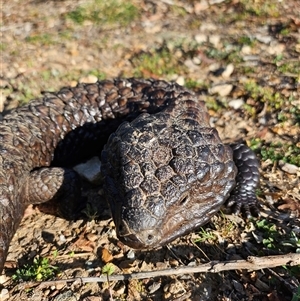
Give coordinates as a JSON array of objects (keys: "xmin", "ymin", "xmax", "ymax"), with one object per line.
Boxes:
[{"xmin": 179, "ymin": 194, "xmax": 189, "ymax": 206}]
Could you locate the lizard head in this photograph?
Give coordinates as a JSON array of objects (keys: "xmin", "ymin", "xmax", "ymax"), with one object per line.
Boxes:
[{"xmin": 101, "ymin": 109, "xmax": 236, "ymax": 249}]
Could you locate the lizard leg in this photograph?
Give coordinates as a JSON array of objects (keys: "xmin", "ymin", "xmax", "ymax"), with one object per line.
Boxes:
[
  {"xmin": 21, "ymin": 167, "xmax": 82, "ymax": 219},
  {"xmin": 227, "ymin": 143, "xmax": 260, "ymax": 217}
]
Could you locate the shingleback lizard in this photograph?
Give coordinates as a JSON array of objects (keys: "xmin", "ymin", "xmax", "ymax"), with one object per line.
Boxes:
[{"xmin": 0, "ymin": 78, "xmax": 260, "ymax": 272}]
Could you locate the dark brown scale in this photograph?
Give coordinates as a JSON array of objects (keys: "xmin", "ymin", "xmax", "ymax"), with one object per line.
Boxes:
[{"xmin": 0, "ymin": 78, "xmax": 260, "ymax": 272}]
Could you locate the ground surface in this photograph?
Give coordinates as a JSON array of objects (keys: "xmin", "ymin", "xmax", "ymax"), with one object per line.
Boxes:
[{"xmin": 0, "ymin": 0, "xmax": 300, "ymax": 300}]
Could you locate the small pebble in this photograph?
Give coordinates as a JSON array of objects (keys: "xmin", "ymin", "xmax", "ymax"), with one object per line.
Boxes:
[
  {"xmin": 209, "ymin": 84, "xmax": 233, "ymax": 96},
  {"xmin": 243, "ymin": 55, "xmax": 259, "ymax": 61},
  {"xmin": 255, "ymin": 34, "xmax": 272, "ymax": 44},
  {"xmin": 194, "ymin": 1, "xmax": 209, "ymax": 13},
  {"xmin": 59, "ymin": 234, "xmax": 66, "ymax": 243},
  {"xmin": 267, "ymin": 42, "xmax": 285, "ymax": 55},
  {"xmin": 73, "ymin": 156, "xmax": 102, "ymax": 183},
  {"xmin": 228, "ymin": 98, "xmax": 244, "ymax": 110},
  {"xmin": 195, "ymin": 33, "xmax": 207, "ymax": 43},
  {"xmin": 79, "ymin": 74, "xmax": 98, "ymax": 84},
  {"xmin": 209, "ymin": 0, "xmax": 226, "ymax": 3},
  {"xmin": 241, "ymin": 45, "xmax": 252, "ymax": 54},
  {"xmin": 0, "ymin": 95, "xmax": 4, "ymax": 112},
  {"xmin": 86, "ymin": 233, "xmax": 98, "ymax": 242},
  {"xmin": 156, "ymin": 261, "xmax": 168, "ymax": 269},
  {"xmin": 187, "ymin": 261, "xmax": 197, "ymax": 267},
  {"xmin": 0, "ymin": 288, "xmax": 9, "ymax": 301},
  {"xmin": 85, "ymin": 261, "xmax": 93, "ymax": 266},
  {"xmin": 176, "ymin": 76, "xmax": 185, "ymax": 86},
  {"xmin": 0, "ymin": 275, "xmax": 8, "ymax": 285},
  {"xmin": 148, "ymin": 282, "xmax": 161, "ymax": 294},
  {"xmin": 192, "ymin": 56, "xmax": 201, "ymax": 65},
  {"xmin": 184, "ymin": 59, "xmax": 199, "ymax": 71},
  {"xmin": 208, "ymin": 35, "xmax": 221, "ymax": 47},
  {"xmin": 169, "ymin": 258, "xmax": 179, "ymax": 267},
  {"xmin": 279, "ymin": 161, "xmax": 299, "ymax": 174},
  {"xmin": 127, "ymin": 249, "xmax": 135, "ymax": 259},
  {"xmin": 222, "ymin": 63, "xmax": 234, "ymax": 78}
]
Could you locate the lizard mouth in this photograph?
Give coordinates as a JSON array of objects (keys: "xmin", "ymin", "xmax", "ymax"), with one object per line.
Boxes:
[{"xmin": 117, "ymin": 220, "xmax": 162, "ymax": 249}]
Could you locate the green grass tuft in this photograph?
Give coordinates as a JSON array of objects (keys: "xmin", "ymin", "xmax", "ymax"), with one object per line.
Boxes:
[
  {"xmin": 12, "ymin": 257, "xmax": 58, "ymax": 281},
  {"xmin": 250, "ymin": 139, "xmax": 300, "ymax": 166},
  {"xmin": 66, "ymin": 0, "xmax": 139, "ymax": 26}
]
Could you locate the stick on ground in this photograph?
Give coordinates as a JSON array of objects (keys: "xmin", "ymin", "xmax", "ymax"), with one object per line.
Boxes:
[{"xmin": 25, "ymin": 252, "xmax": 300, "ymax": 288}]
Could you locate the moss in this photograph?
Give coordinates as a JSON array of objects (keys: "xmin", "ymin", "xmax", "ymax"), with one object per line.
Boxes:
[
  {"xmin": 244, "ymin": 80, "xmax": 285, "ymax": 110},
  {"xmin": 184, "ymin": 79, "xmax": 207, "ymax": 90},
  {"xmin": 237, "ymin": 36, "xmax": 255, "ymax": 47},
  {"xmin": 131, "ymin": 47, "xmax": 186, "ymax": 78},
  {"xmin": 206, "ymin": 46, "xmax": 243, "ymax": 64},
  {"xmin": 66, "ymin": 0, "xmax": 139, "ymax": 26},
  {"xmin": 87, "ymin": 70, "xmax": 107, "ymax": 80},
  {"xmin": 25, "ymin": 33, "xmax": 54, "ymax": 45},
  {"xmin": 239, "ymin": 0, "xmax": 280, "ymax": 18},
  {"xmin": 218, "ymin": 0, "xmax": 282, "ymax": 24},
  {"xmin": 205, "ymin": 96, "xmax": 226, "ymax": 112},
  {"xmin": 250, "ymin": 138, "xmax": 300, "ymax": 166},
  {"xmin": 0, "ymin": 42, "xmax": 7, "ymax": 51},
  {"xmin": 277, "ymin": 60, "xmax": 300, "ymax": 74}
]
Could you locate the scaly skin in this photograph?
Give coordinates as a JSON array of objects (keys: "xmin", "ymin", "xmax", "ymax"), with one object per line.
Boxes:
[{"xmin": 0, "ymin": 78, "xmax": 259, "ymax": 272}]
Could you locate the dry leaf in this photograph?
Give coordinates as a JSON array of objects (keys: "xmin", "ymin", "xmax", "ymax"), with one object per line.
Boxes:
[{"xmin": 101, "ymin": 248, "xmax": 114, "ymax": 263}]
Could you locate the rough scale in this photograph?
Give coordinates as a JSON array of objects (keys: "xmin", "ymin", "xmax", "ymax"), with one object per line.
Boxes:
[{"xmin": 0, "ymin": 78, "xmax": 260, "ymax": 272}]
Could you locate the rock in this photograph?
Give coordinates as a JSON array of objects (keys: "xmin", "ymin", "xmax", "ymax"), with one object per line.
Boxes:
[
  {"xmin": 73, "ymin": 156, "xmax": 102, "ymax": 183},
  {"xmin": 241, "ymin": 45, "xmax": 252, "ymax": 54},
  {"xmin": 255, "ymin": 34, "xmax": 272, "ymax": 44},
  {"xmin": 208, "ymin": 62, "xmax": 221, "ymax": 72},
  {"xmin": 228, "ymin": 98, "xmax": 244, "ymax": 109},
  {"xmin": 243, "ymin": 55, "xmax": 259, "ymax": 61},
  {"xmin": 184, "ymin": 59, "xmax": 199, "ymax": 71},
  {"xmin": 279, "ymin": 161, "xmax": 299, "ymax": 174},
  {"xmin": 79, "ymin": 74, "xmax": 98, "ymax": 84},
  {"xmin": 0, "ymin": 94, "xmax": 4, "ymax": 113},
  {"xmin": 0, "ymin": 275, "xmax": 8, "ymax": 285},
  {"xmin": 59, "ymin": 234, "xmax": 66, "ymax": 243},
  {"xmin": 195, "ymin": 33, "xmax": 207, "ymax": 43},
  {"xmin": 127, "ymin": 249, "xmax": 135, "ymax": 259},
  {"xmin": 222, "ymin": 63, "xmax": 234, "ymax": 78},
  {"xmin": 209, "ymin": 35, "xmax": 221, "ymax": 47},
  {"xmin": 192, "ymin": 56, "xmax": 201, "ymax": 65},
  {"xmin": 209, "ymin": 84, "xmax": 233, "ymax": 96},
  {"xmin": 176, "ymin": 76, "xmax": 185, "ymax": 86},
  {"xmin": 0, "ymin": 288, "xmax": 9, "ymax": 301},
  {"xmin": 267, "ymin": 42, "xmax": 285, "ymax": 55},
  {"xmin": 200, "ymin": 22, "xmax": 217, "ymax": 31},
  {"xmin": 194, "ymin": 1, "xmax": 209, "ymax": 13},
  {"xmin": 148, "ymin": 282, "xmax": 161, "ymax": 294}
]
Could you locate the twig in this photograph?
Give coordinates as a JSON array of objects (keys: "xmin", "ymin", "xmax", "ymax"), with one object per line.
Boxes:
[{"xmin": 20, "ymin": 253, "xmax": 300, "ymax": 289}]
